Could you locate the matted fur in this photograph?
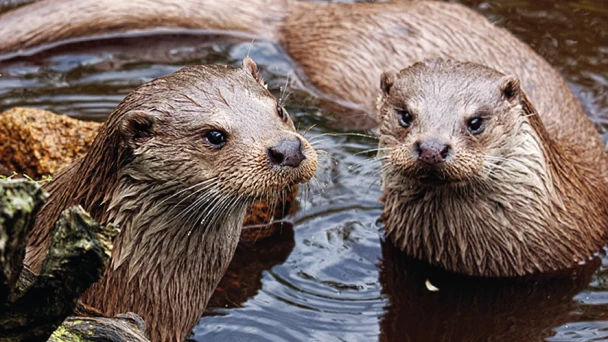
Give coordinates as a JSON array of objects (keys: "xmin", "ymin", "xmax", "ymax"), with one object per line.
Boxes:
[
  {"xmin": 24, "ymin": 58, "xmax": 317, "ymax": 341},
  {"xmin": 377, "ymin": 60, "xmax": 608, "ymax": 277}
]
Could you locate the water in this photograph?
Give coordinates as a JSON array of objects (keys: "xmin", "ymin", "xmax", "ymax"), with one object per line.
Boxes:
[{"xmin": 0, "ymin": 1, "xmax": 606, "ymax": 341}]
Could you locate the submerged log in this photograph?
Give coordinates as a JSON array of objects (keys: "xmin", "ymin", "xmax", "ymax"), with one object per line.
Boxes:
[{"xmin": 0, "ymin": 179, "xmax": 148, "ymax": 341}]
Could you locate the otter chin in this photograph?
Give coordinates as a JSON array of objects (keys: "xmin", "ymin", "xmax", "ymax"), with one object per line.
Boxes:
[
  {"xmin": 24, "ymin": 57, "xmax": 317, "ymax": 342},
  {"xmin": 377, "ymin": 59, "xmax": 608, "ymax": 278}
]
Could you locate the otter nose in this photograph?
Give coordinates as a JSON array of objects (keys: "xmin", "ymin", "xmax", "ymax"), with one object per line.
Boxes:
[
  {"xmin": 416, "ymin": 140, "xmax": 450, "ymax": 165},
  {"xmin": 268, "ymin": 138, "xmax": 306, "ymax": 168}
]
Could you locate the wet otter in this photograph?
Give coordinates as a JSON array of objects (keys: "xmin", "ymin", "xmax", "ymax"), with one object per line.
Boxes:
[
  {"xmin": 24, "ymin": 57, "xmax": 318, "ymax": 341},
  {"xmin": 0, "ymin": 0, "xmax": 586, "ymax": 131},
  {"xmin": 377, "ymin": 59, "xmax": 608, "ymax": 277}
]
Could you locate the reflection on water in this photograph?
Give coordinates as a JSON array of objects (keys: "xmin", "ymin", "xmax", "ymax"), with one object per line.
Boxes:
[
  {"xmin": 379, "ymin": 240, "xmax": 603, "ymax": 342},
  {"xmin": 0, "ymin": 0, "xmax": 607, "ymax": 341}
]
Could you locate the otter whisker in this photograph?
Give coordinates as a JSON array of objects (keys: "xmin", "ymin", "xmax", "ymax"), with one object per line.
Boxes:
[
  {"xmin": 157, "ymin": 177, "xmax": 218, "ymax": 207},
  {"xmin": 308, "ymin": 132, "xmax": 379, "ymax": 142},
  {"xmin": 253, "ymin": 190, "xmax": 283, "ymax": 243},
  {"xmin": 243, "ymin": 219, "xmax": 291, "ymax": 229},
  {"xmin": 216, "ymin": 195, "xmax": 243, "ymax": 225},
  {"xmin": 352, "ymin": 168, "xmax": 385, "ymax": 194},
  {"xmin": 281, "ymin": 92, "xmax": 293, "ymax": 105},
  {"xmin": 347, "ymin": 156, "xmax": 388, "ymax": 174},
  {"xmin": 309, "ymin": 140, "xmax": 337, "ymax": 149},
  {"xmin": 279, "ymin": 72, "xmax": 291, "ymax": 105},
  {"xmin": 164, "ymin": 185, "xmax": 217, "ymax": 227},
  {"xmin": 305, "ymin": 178, "xmax": 327, "ymax": 197},
  {"xmin": 313, "ymin": 149, "xmax": 332, "ymax": 158},
  {"xmin": 174, "ymin": 186, "xmax": 224, "ymax": 226},
  {"xmin": 199, "ymin": 193, "xmax": 236, "ymax": 229},
  {"xmin": 353, "ymin": 147, "xmax": 394, "ymax": 156},
  {"xmin": 198, "ymin": 196, "xmax": 241, "ymax": 237},
  {"xmin": 362, "ymin": 177, "xmax": 383, "ymax": 199},
  {"xmin": 246, "ymin": 35, "xmax": 256, "ymax": 57},
  {"xmin": 301, "ymin": 124, "xmax": 317, "ymax": 137},
  {"xmin": 170, "ymin": 179, "xmax": 219, "ymax": 210},
  {"xmin": 296, "ymin": 180, "xmax": 311, "ymax": 208},
  {"xmin": 309, "ymin": 139, "xmax": 330, "ymax": 146}
]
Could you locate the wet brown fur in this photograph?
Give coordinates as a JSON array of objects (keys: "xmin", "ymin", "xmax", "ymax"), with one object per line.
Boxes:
[
  {"xmin": 377, "ymin": 59, "xmax": 608, "ymax": 277},
  {"xmin": 24, "ymin": 58, "xmax": 317, "ymax": 341}
]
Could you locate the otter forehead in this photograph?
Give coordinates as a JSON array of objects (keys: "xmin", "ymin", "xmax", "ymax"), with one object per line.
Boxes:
[
  {"xmin": 124, "ymin": 64, "xmax": 293, "ymax": 137},
  {"xmin": 390, "ymin": 61, "xmax": 507, "ymax": 128}
]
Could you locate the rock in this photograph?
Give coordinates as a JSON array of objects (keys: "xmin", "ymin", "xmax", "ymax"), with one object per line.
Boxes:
[
  {"xmin": 0, "ymin": 107, "xmax": 297, "ymax": 241},
  {"xmin": 0, "ymin": 107, "xmax": 100, "ymax": 177}
]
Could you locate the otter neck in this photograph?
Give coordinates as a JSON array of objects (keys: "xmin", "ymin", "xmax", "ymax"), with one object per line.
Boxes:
[
  {"xmin": 0, "ymin": 0, "xmax": 290, "ymax": 54},
  {"xmin": 80, "ymin": 175, "xmax": 248, "ymax": 341},
  {"xmin": 381, "ymin": 101, "xmax": 608, "ymax": 277}
]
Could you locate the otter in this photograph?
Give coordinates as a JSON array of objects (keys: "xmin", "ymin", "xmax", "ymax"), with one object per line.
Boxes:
[
  {"xmin": 0, "ymin": 0, "xmax": 587, "ymax": 132},
  {"xmin": 24, "ymin": 57, "xmax": 318, "ymax": 341},
  {"xmin": 377, "ymin": 59, "xmax": 608, "ymax": 277}
]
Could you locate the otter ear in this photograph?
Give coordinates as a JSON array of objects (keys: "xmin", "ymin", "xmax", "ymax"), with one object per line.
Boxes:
[
  {"xmin": 499, "ymin": 76, "xmax": 521, "ymax": 103},
  {"xmin": 242, "ymin": 57, "xmax": 265, "ymax": 87},
  {"xmin": 119, "ymin": 111, "xmax": 156, "ymax": 149},
  {"xmin": 380, "ymin": 71, "xmax": 395, "ymax": 97}
]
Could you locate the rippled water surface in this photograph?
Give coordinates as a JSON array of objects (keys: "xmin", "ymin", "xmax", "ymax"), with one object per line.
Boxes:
[{"xmin": 0, "ymin": 0, "xmax": 607, "ymax": 341}]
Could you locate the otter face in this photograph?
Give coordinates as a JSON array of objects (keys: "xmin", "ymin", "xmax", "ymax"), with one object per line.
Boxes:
[
  {"xmin": 377, "ymin": 59, "xmax": 522, "ymax": 187},
  {"xmin": 115, "ymin": 57, "xmax": 317, "ymax": 209}
]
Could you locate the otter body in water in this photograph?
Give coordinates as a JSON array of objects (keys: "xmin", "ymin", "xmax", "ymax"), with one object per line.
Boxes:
[
  {"xmin": 377, "ymin": 59, "xmax": 608, "ymax": 277},
  {"xmin": 24, "ymin": 57, "xmax": 318, "ymax": 341},
  {"xmin": 0, "ymin": 0, "xmax": 587, "ymax": 132}
]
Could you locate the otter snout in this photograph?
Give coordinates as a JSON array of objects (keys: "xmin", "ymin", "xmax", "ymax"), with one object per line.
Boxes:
[
  {"xmin": 267, "ymin": 138, "xmax": 306, "ymax": 168},
  {"xmin": 416, "ymin": 140, "xmax": 450, "ymax": 165}
]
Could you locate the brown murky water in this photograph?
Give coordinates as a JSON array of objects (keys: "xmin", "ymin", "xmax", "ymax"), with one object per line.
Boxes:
[{"xmin": 0, "ymin": 0, "xmax": 607, "ymax": 341}]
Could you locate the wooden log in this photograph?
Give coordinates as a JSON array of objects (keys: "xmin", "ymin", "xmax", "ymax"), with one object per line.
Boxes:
[{"xmin": 0, "ymin": 179, "xmax": 149, "ymax": 341}]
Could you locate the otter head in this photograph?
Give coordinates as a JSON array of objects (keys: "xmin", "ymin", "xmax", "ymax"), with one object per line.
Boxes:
[
  {"xmin": 377, "ymin": 59, "xmax": 522, "ymax": 188},
  {"xmin": 109, "ymin": 56, "xmax": 317, "ymax": 222},
  {"xmin": 375, "ymin": 59, "xmax": 574, "ymax": 277}
]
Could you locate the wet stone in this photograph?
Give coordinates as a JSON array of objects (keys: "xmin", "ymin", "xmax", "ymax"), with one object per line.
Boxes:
[{"xmin": 0, "ymin": 107, "xmax": 99, "ymax": 177}]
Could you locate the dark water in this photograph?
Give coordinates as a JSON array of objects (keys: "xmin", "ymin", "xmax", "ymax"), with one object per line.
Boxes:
[{"xmin": 0, "ymin": 1, "xmax": 607, "ymax": 341}]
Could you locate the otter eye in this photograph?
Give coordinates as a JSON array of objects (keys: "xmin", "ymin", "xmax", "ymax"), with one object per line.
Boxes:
[
  {"xmin": 204, "ymin": 130, "xmax": 226, "ymax": 147},
  {"xmin": 277, "ymin": 105, "xmax": 288, "ymax": 122},
  {"xmin": 397, "ymin": 109, "xmax": 413, "ymax": 128},
  {"xmin": 467, "ymin": 117, "xmax": 484, "ymax": 134}
]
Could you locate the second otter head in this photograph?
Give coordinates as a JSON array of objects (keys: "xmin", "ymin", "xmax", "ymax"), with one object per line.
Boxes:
[{"xmin": 377, "ymin": 59, "xmax": 523, "ymax": 187}]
